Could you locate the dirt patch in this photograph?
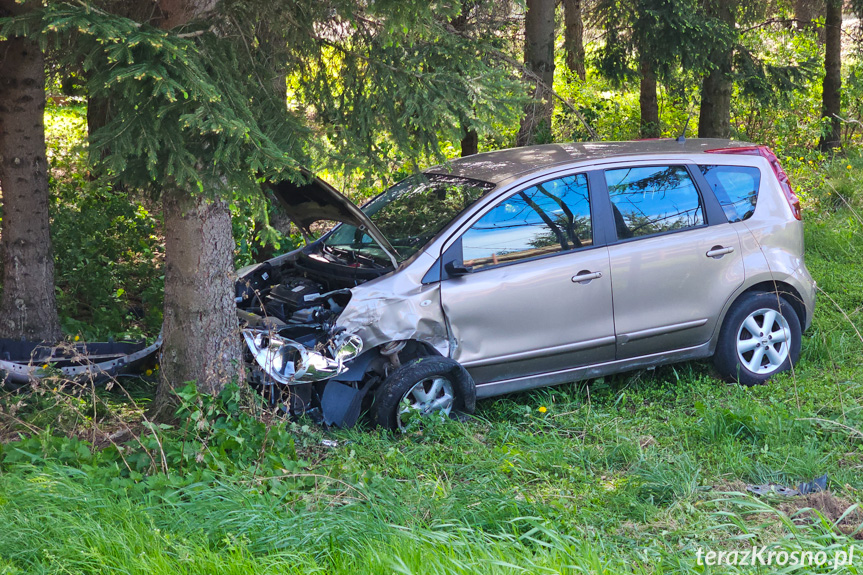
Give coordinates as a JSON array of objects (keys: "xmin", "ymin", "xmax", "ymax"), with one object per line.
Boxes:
[
  {"xmin": 710, "ymin": 481, "xmax": 863, "ymax": 539},
  {"xmin": 638, "ymin": 435, "xmax": 656, "ymax": 449},
  {"xmin": 778, "ymin": 491, "xmax": 863, "ymax": 539}
]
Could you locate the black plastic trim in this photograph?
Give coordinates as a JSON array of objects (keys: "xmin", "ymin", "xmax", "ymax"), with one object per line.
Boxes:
[
  {"xmin": 421, "ymin": 256, "xmax": 442, "ymax": 284},
  {"xmin": 586, "ymin": 169, "xmax": 617, "ymax": 246},
  {"xmin": 686, "ymin": 164, "xmax": 729, "ymax": 225}
]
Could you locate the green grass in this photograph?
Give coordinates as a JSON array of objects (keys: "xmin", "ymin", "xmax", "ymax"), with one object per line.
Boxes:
[{"xmin": 3, "ymin": 170, "xmax": 863, "ymax": 573}]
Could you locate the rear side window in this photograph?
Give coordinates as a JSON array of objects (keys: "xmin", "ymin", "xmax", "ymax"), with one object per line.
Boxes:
[
  {"xmin": 604, "ymin": 166, "xmax": 703, "ymax": 239},
  {"xmin": 699, "ymin": 165, "xmax": 761, "ymax": 223},
  {"xmin": 462, "ymin": 173, "xmax": 592, "ymax": 269}
]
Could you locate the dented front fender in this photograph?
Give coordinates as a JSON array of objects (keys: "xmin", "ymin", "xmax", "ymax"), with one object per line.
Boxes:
[{"xmin": 335, "ymin": 253, "xmax": 449, "ymax": 355}]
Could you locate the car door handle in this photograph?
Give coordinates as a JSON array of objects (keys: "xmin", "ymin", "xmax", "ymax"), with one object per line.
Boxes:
[
  {"xmin": 706, "ymin": 246, "xmax": 735, "ymax": 259},
  {"xmin": 572, "ymin": 271, "xmax": 602, "ymax": 283}
]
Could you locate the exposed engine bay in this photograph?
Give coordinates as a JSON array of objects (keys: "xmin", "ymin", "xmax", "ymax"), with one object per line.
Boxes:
[{"xmin": 235, "ymin": 246, "xmax": 390, "ymax": 331}]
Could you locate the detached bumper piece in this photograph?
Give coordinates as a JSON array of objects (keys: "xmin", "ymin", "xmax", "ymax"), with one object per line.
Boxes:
[{"xmin": 0, "ymin": 337, "xmax": 162, "ymax": 389}]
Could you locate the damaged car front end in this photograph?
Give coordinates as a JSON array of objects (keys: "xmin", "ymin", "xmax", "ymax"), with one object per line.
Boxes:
[{"xmin": 233, "ymin": 171, "xmax": 489, "ymax": 428}]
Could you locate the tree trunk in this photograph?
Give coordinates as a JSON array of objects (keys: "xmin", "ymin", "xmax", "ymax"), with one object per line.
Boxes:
[
  {"xmin": 794, "ymin": 0, "xmax": 825, "ymax": 42},
  {"xmin": 0, "ymin": 0, "xmax": 63, "ymax": 343},
  {"xmin": 150, "ymin": 187, "xmax": 242, "ymax": 418},
  {"xmin": 819, "ymin": 0, "xmax": 842, "ymax": 152},
  {"xmin": 156, "ymin": 0, "xmax": 215, "ymax": 29},
  {"xmin": 86, "ymin": 92, "xmax": 110, "ymax": 169},
  {"xmin": 149, "ymin": 0, "xmax": 240, "ymax": 419},
  {"xmin": 794, "ymin": 0, "xmax": 816, "ymax": 28},
  {"xmin": 639, "ymin": 57, "xmax": 660, "ymax": 138},
  {"xmin": 563, "ymin": 0, "xmax": 586, "ymax": 80},
  {"xmin": 698, "ymin": 64, "xmax": 733, "ymax": 138},
  {"xmin": 461, "ymin": 126, "xmax": 479, "ymax": 157},
  {"xmin": 698, "ymin": 0, "xmax": 734, "ymax": 139},
  {"xmin": 517, "ymin": 0, "xmax": 556, "ymax": 147},
  {"xmin": 452, "ymin": 2, "xmax": 479, "ymax": 157}
]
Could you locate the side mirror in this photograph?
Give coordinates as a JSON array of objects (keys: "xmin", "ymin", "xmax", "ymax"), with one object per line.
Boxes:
[{"xmin": 445, "ymin": 260, "xmax": 474, "ymax": 276}]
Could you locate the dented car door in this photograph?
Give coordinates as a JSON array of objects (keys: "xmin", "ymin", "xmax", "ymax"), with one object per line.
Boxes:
[{"xmin": 439, "ymin": 172, "xmax": 616, "ymax": 385}]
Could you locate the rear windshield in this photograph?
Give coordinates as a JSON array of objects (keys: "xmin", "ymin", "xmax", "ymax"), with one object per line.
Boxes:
[
  {"xmin": 699, "ymin": 165, "xmax": 761, "ymax": 223},
  {"xmin": 324, "ymin": 174, "xmax": 495, "ymax": 263}
]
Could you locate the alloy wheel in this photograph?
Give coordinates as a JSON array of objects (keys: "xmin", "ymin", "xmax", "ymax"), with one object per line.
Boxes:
[
  {"xmin": 397, "ymin": 376, "xmax": 455, "ymax": 430},
  {"xmin": 736, "ymin": 307, "xmax": 792, "ymax": 375}
]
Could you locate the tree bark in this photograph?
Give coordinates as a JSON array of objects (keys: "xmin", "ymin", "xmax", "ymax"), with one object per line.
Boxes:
[
  {"xmin": 0, "ymin": 0, "xmax": 63, "ymax": 343},
  {"xmin": 794, "ymin": 0, "xmax": 816, "ymax": 28},
  {"xmin": 461, "ymin": 126, "xmax": 479, "ymax": 156},
  {"xmin": 156, "ymin": 0, "xmax": 215, "ymax": 29},
  {"xmin": 639, "ymin": 57, "xmax": 660, "ymax": 138},
  {"xmin": 86, "ymin": 92, "xmax": 110, "ymax": 169},
  {"xmin": 150, "ymin": 187, "xmax": 242, "ymax": 417},
  {"xmin": 819, "ymin": 0, "xmax": 842, "ymax": 152},
  {"xmin": 563, "ymin": 0, "xmax": 586, "ymax": 80},
  {"xmin": 452, "ymin": 2, "xmax": 479, "ymax": 157},
  {"xmin": 698, "ymin": 0, "xmax": 734, "ymax": 139},
  {"xmin": 517, "ymin": 0, "xmax": 556, "ymax": 147},
  {"xmin": 149, "ymin": 0, "xmax": 240, "ymax": 419},
  {"xmin": 794, "ymin": 0, "xmax": 825, "ymax": 42}
]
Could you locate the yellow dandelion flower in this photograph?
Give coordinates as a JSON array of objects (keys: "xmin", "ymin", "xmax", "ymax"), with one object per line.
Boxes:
[
  {"xmin": 42, "ymin": 364, "xmax": 49, "ymax": 369},
  {"xmin": 74, "ymin": 335, "xmax": 80, "ymax": 341},
  {"xmin": 848, "ymin": 165, "xmax": 853, "ymax": 170},
  {"xmin": 538, "ymin": 406, "xmax": 547, "ymax": 414},
  {"xmin": 145, "ymin": 369, "xmax": 153, "ymax": 377}
]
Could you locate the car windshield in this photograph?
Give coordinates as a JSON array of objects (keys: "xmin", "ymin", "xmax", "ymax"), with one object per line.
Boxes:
[{"xmin": 323, "ymin": 174, "xmax": 495, "ymax": 263}]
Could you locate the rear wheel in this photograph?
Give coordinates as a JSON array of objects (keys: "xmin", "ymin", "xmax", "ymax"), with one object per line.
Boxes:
[
  {"xmin": 714, "ymin": 291, "xmax": 801, "ymax": 386},
  {"xmin": 372, "ymin": 356, "xmax": 475, "ymax": 430}
]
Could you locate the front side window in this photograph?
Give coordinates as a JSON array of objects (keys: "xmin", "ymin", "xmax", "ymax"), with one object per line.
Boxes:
[
  {"xmin": 604, "ymin": 166, "xmax": 704, "ymax": 239},
  {"xmin": 462, "ymin": 173, "xmax": 592, "ymax": 269},
  {"xmin": 700, "ymin": 165, "xmax": 761, "ymax": 223}
]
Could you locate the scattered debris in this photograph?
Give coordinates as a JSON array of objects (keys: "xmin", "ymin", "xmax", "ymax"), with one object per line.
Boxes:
[
  {"xmin": 746, "ymin": 474, "xmax": 829, "ymax": 497},
  {"xmin": 321, "ymin": 439, "xmax": 339, "ymax": 448}
]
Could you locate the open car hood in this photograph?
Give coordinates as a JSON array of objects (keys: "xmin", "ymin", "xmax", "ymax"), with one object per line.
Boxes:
[{"xmin": 268, "ymin": 171, "xmax": 400, "ymax": 268}]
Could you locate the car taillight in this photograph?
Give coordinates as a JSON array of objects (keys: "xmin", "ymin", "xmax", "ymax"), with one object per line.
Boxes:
[{"xmin": 705, "ymin": 145, "xmax": 802, "ymax": 220}]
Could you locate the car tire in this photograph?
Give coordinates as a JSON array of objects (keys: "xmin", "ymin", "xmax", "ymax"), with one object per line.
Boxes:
[
  {"xmin": 372, "ymin": 356, "xmax": 476, "ymax": 430},
  {"xmin": 713, "ymin": 291, "xmax": 802, "ymax": 386}
]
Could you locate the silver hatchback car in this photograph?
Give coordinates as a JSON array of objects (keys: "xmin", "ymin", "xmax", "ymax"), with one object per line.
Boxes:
[{"xmin": 236, "ymin": 138, "xmax": 815, "ymax": 429}]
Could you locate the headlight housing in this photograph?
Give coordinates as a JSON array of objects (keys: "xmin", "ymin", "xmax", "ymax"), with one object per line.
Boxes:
[{"xmin": 242, "ymin": 329, "xmax": 363, "ymax": 385}]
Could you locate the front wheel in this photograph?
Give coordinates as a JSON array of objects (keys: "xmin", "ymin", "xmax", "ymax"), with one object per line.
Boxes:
[
  {"xmin": 372, "ymin": 356, "xmax": 476, "ymax": 430},
  {"xmin": 713, "ymin": 291, "xmax": 802, "ymax": 386}
]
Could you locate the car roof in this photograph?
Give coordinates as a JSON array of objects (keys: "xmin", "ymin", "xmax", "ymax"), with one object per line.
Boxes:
[{"xmin": 424, "ymin": 138, "xmax": 756, "ymax": 185}]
